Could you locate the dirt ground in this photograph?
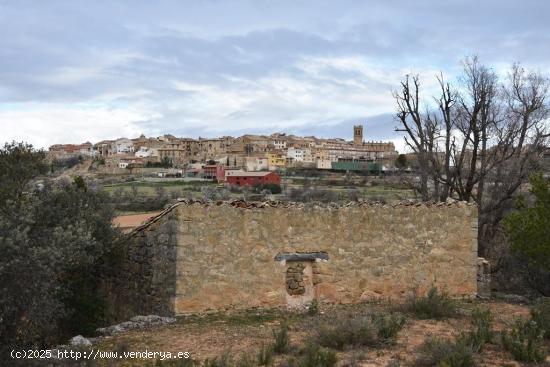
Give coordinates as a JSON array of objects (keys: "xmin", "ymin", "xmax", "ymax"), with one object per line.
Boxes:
[{"xmin": 92, "ymin": 300, "xmax": 549, "ymax": 367}]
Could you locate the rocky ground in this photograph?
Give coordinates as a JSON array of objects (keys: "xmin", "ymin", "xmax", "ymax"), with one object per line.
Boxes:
[{"xmin": 81, "ymin": 299, "xmax": 550, "ymax": 367}]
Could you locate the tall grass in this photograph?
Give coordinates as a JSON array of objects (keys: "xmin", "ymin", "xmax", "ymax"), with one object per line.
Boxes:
[
  {"xmin": 313, "ymin": 313, "xmax": 405, "ymax": 350},
  {"xmin": 401, "ymin": 286, "xmax": 457, "ymax": 319},
  {"xmin": 415, "ymin": 337, "xmax": 475, "ymax": 367}
]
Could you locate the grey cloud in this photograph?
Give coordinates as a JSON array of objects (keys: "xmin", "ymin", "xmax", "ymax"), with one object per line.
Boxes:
[
  {"xmin": 1, "ymin": 0, "xmax": 550, "ymax": 146},
  {"xmin": 135, "ymin": 112, "xmax": 401, "ymax": 144}
]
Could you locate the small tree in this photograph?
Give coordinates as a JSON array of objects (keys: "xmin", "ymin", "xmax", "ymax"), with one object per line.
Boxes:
[
  {"xmin": 504, "ymin": 173, "xmax": 550, "ymax": 270},
  {"xmin": 395, "ymin": 154, "xmax": 408, "ymax": 170},
  {"xmin": 263, "ymin": 183, "xmax": 282, "ymax": 194},
  {"xmin": 73, "ymin": 175, "xmax": 87, "ymax": 191},
  {"xmin": 160, "ymin": 155, "xmax": 173, "ymax": 168},
  {"xmin": 0, "ymin": 142, "xmax": 46, "ymax": 206}
]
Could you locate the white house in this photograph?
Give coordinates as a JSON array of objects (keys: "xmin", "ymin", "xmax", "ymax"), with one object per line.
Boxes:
[
  {"xmin": 316, "ymin": 159, "xmax": 332, "ymax": 169},
  {"xmin": 78, "ymin": 142, "xmax": 94, "ymax": 156},
  {"xmin": 135, "ymin": 146, "xmax": 157, "ymax": 158},
  {"xmin": 244, "ymin": 156, "xmax": 269, "ymax": 171},
  {"xmin": 114, "ymin": 138, "xmax": 134, "ymax": 155},
  {"xmin": 273, "ymin": 139, "xmax": 287, "ymax": 150},
  {"xmin": 287, "ymin": 148, "xmax": 313, "ymax": 163}
]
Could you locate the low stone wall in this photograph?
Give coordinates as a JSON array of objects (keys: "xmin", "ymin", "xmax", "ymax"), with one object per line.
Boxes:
[{"xmin": 174, "ymin": 201, "xmax": 478, "ymax": 314}]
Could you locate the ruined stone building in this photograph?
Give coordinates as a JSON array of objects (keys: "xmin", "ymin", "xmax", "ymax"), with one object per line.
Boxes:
[{"xmin": 103, "ymin": 200, "xmax": 479, "ymax": 319}]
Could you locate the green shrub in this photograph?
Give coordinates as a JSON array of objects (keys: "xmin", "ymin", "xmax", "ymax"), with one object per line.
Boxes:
[
  {"xmin": 264, "ymin": 183, "xmax": 282, "ymax": 194},
  {"xmin": 372, "ymin": 313, "xmax": 407, "ymax": 343},
  {"xmin": 503, "ymin": 173, "xmax": 550, "ymax": 270},
  {"xmin": 272, "ymin": 322, "xmax": 290, "ymax": 354},
  {"xmin": 501, "ymin": 319, "xmax": 547, "ymax": 363},
  {"xmin": 307, "ymin": 300, "xmax": 319, "ymax": 316},
  {"xmin": 257, "ymin": 344, "xmax": 273, "ymax": 366},
  {"xmin": 459, "ymin": 308, "xmax": 494, "ymax": 353},
  {"xmin": 236, "ymin": 354, "xmax": 256, "ymax": 367},
  {"xmin": 531, "ymin": 297, "xmax": 550, "ymax": 339},
  {"xmin": 314, "ymin": 315, "xmax": 376, "ymax": 350},
  {"xmin": 314, "ymin": 313, "xmax": 405, "ymax": 350},
  {"xmin": 202, "ymin": 352, "xmax": 233, "ymax": 367},
  {"xmin": 298, "ymin": 344, "xmax": 337, "ymax": 367},
  {"xmin": 416, "ymin": 337, "xmax": 475, "ymax": 367},
  {"xmin": 402, "ymin": 287, "xmax": 457, "ymax": 319}
]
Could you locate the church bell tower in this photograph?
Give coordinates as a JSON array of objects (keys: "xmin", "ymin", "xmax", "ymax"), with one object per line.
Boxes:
[{"xmin": 353, "ymin": 124, "xmax": 363, "ymax": 145}]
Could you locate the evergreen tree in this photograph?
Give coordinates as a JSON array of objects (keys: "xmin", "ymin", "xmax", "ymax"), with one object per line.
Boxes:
[{"xmin": 504, "ymin": 173, "xmax": 550, "ymax": 270}]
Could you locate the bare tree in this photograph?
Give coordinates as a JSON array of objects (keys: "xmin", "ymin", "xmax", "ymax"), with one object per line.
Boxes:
[
  {"xmin": 393, "ymin": 57, "xmax": 550, "ymax": 262},
  {"xmin": 429, "ymin": 73, "xmax": 456, "ymax": 200},
  {"xmin": 479, "ymin": 64, "xmax": 549, "ymax": 257},
  {"xmin": 393, "ymin": 75, "xmax": 432, "ymax": 201}
]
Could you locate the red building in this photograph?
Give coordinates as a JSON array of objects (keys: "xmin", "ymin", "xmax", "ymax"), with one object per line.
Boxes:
[
  {"xmin": 225, "ymin": 171, "xmax": 281, "ymax": 186},
  {"xmin": 203, "ymin": 165, "xmax": 226, "ymax": 182}
]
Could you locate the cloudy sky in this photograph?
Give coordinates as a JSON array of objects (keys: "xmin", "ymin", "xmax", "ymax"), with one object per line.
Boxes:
[{"xmin": 1, "ymin": 0, "xmax": 549, "ymax": 152}]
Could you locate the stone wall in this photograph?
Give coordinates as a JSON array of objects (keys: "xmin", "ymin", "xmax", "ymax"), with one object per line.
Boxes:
[
  {"xmin": 102, "ymin": 211, "xmax": 178, "ymax": 321},
  {"xmin": 173, "ymin": 201, "xmax": 478, "ymax": 314}
]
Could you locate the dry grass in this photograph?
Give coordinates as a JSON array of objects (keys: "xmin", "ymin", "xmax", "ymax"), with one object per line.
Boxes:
[{"xmin": 90, "ymin": 301, "xmax": 548, "ymax": 367}]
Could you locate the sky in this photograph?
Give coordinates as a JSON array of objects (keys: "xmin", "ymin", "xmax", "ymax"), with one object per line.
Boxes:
[{"xmin": 1, "ymin": 0, "xmax": 550, "ymax": 153}]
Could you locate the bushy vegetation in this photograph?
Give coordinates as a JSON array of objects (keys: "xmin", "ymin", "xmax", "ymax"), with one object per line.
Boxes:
[
  {"xmin": 287, "ymin": 187, "xmax": 338, "ymax": 202},
  {"xmin": 415, "ymin": 338, "xmax": 476, "ymax": 367},
  {"xmin": 395, "ymin": 154, "xmax": 408, "ymax": 170},
  {"xmin": 280, "ymin": 344, "xmax": 338, "ymax": 367},
  {"xmin": 501, "ymin": 319, "xmax": 548, "ymax": 363},
  {"xmin": 295, "ymin": 344, "xmax": 337, "ymax": 367},
  {"xmin": 252, "ymin": 183, "xmax": 282, "ymax": 195},
  {"xmin": 150, "ymin": 353, "xmax": 258, "ymax": 367},
  {"xmin": 151, "ymin": 344, "xmax": 329, "ymax": 367},
  {"xmin": 504, "ymin": 173, "xmax": 550, "ymax": 271},
  {"xmin": 272, "ymin": 322, "xmax": 291, "ymax": 354},
  {"xmin": 108, "ymin": 185, "xmax": 173, "ymax": 211},
  {"xmin": 50, "ymin": 155, "xmax": 83, "ymax": 171},
  {"xmin": 146, "ymin": 156, "xmax": 173, "ymax": 168},
  {"xmin": 307, "ymin": 300, "xmax": 319, "ymax": 316},
  {"xmin": 416, "ymin": 307, "xmax": 494, "ymax": 366},
  {"xmin": 201, "ymin": 185, "xmax": 231, "ymax": 201},
  {"xmin": 202, "ymin": 352, "xmax": 234, "ymax": 367},
  {"xmin": 531, "ymin": 297, "xmax": 550, "ymax": 339},
  {"xmin": 373, "ymin": 313, "xmax": 408, "ymax": 342},
  {"xmin": 402, "ymin": 287, "xmax": 457, "ymax": 319},
  {"xmin": 313, "ymin": 313, "xmax": 405, "ymax": 350},
  {"xmin": 0, "ymin": 142, "xmax": 119, "ymax": 354},
  {"xmin": 459, "ymin": 308, "xmax": 494, "ymax": 353},
  {"xmin": 256, "ymin": 344, "xmax": 274, "ymax": 366}
]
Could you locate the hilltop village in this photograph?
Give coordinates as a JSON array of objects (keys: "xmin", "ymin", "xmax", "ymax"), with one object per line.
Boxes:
[{"xmin": 47, "ymin": 125, "xmax": 399, "ymax": 182}]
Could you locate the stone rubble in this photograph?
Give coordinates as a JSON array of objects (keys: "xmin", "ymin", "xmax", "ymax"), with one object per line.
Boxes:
[
  {"xmin": 129, "ymin": 198, "xmax": 475, "ymax": 236},
  {"xmin": 70, "ymin": 335, "xmax": 92, "ymax": 346},
  {"xmin": 96, "ymin": 314, "xmax": 177, "ymax": 336}
]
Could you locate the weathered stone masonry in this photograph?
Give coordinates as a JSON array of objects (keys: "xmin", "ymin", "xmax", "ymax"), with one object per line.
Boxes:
[
  {"xmin": 286, "ymin": 263, "xmax": 306, "ymax": 295},
  {"xmin": 104, "ymin": 200, "xmax": 478, "ymax": 318},
  {"xmin": 102, "ymin": 211, "xmax": 178, "ymax": 320}
]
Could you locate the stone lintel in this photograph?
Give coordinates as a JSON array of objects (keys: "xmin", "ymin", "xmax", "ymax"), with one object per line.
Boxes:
[{"xmin": 274, "ymin": 252, "xmax": 329, "ymax": 262}]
